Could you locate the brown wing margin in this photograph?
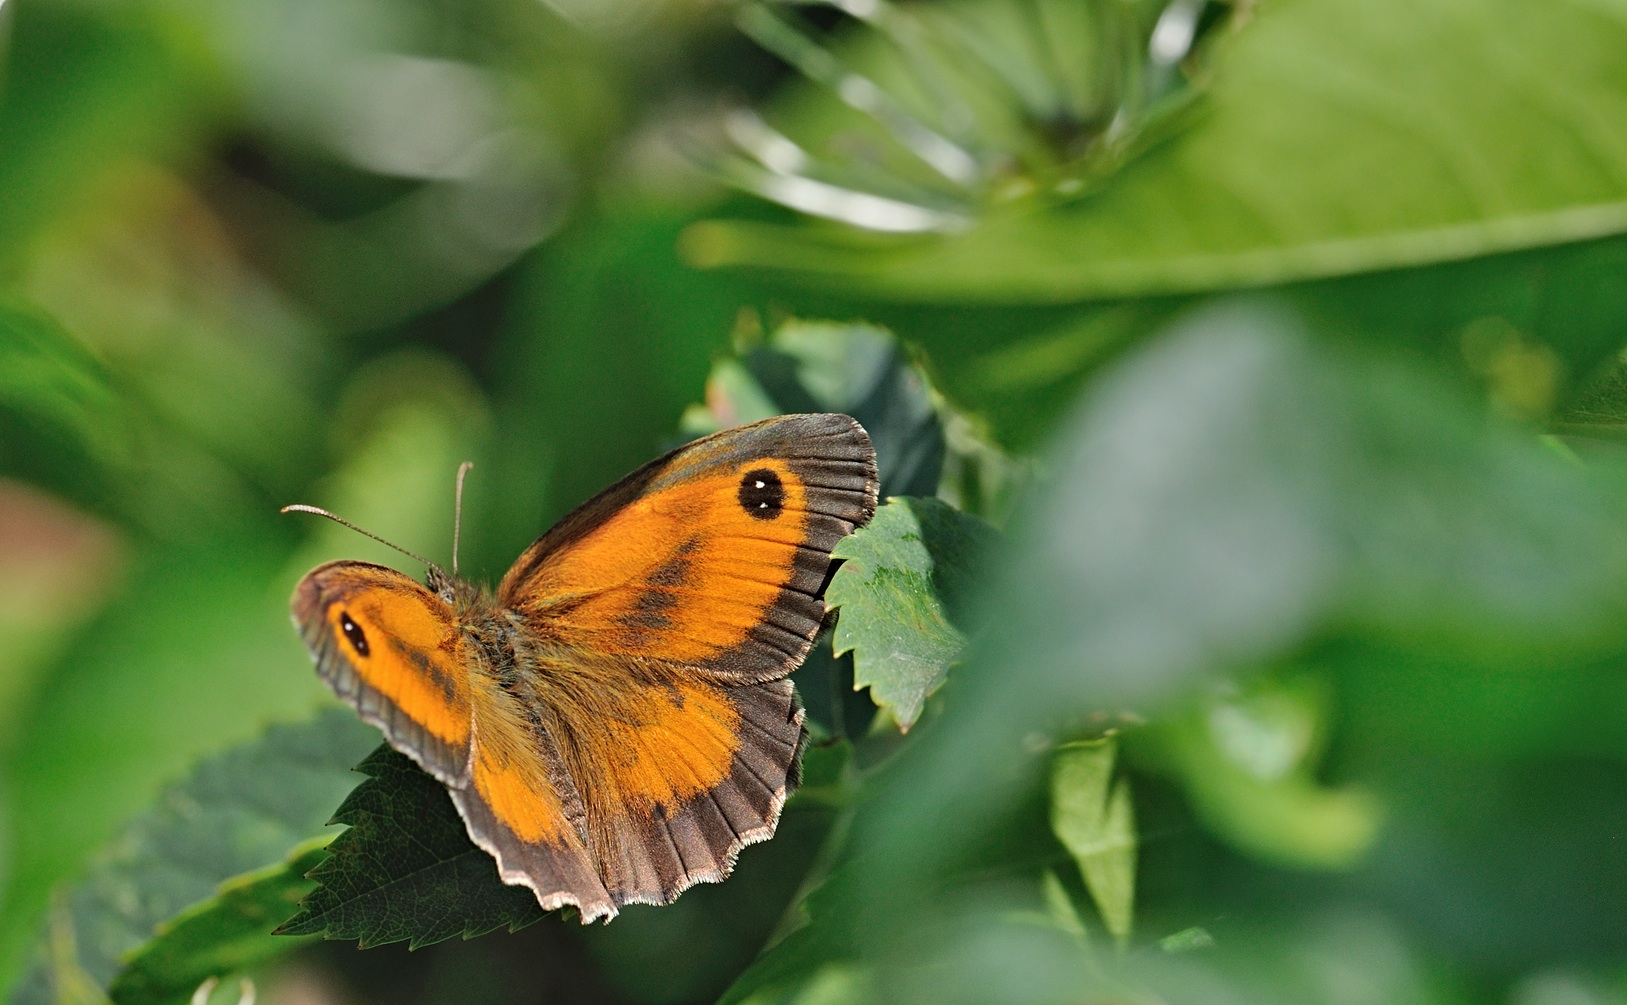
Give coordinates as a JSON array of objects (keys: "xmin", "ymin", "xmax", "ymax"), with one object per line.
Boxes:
[
  {"xmin": 593, "ymin": 677, "xmax": 807, "ymax": 908},
  {"xmin": 448, "ymin": 766, "xmax": 615, "ymax": 922}
]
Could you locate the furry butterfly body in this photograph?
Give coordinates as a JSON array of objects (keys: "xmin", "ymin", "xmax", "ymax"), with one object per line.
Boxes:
[{"xmin": 291, "ymin": 414, "xmax": 878, "ymax": 921}]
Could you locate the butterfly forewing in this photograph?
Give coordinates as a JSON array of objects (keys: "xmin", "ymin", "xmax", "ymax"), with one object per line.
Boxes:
[
  {"xmin": 292, "ymin": 561, "xmax": 475, "ymax": 783},
  {"xmin": 498, "ymin": 413, "xmax": 879, "ymax": 683}
]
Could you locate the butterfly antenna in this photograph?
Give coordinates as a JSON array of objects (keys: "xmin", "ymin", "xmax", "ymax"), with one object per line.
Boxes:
[
  {"xmin": 280, "ymin": 504, "xmax": 437, "ymax": 569},
  {"xmin": 452, "ymin": 460, "xmax": 474, "ymax": 578}
]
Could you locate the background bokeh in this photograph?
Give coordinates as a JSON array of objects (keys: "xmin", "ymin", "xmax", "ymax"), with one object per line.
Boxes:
[{"xmin": 6, "ymin": 0, "xmax": 1627, "ymax": 1003}]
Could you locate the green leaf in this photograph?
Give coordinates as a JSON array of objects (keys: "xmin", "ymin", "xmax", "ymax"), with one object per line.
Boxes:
[
  {"xmin": 276, "ymin": 746, "xmax": 545, "ymax": 948},
  {"xmin": 1147, "ymin": 684, "xmax": 1383, "ymax": 870},
  {"xmin": 0, "ymin": 300, "xmax": 129, "ymax": 514},
  {"xmin": 690, "ymin": 320, "xmax": 947, "ymax": 500},
  {"xmin": 718, "ymin": 0, "xmax": 1210, "ymax": 230},
  {"xmin": 10, "ymin": 710, "xmax": 379, "ymax": 1005},
  {"xmin": 827, "ymin": 497, "xmax": 996, "ymax": 730},
  {"xmin": 108, "ymin": 842, "xmax": 329, "ymax": 1005},
  {"xmin": 718, "ymin": 861, "xmax": 871, "ymax": 1005},
  {"xmin": 990, "ymin": 303, "xmax": 1627, "ymax": 718},
  {"xmin": 692, "ymin": 0, "xmax": 1627, "ymax": 299},
  {"xmin": 1049, "ymin": 739, "xmax": 1136, "ymax": 948},
  {"xmin": 1559, "ymin": 347, "xmax": 1627, "ymax": 439},
  {"xmin": 1158, "ymin": 927, "xmax": 1215, "ymax": 954},
  {"xmin": 803, "ymin": 301, "xmax": 1627, "ymax": 964}
]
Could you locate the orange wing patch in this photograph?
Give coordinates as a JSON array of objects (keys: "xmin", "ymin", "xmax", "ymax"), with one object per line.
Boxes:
[
  {"xmin": 471, "ymin": 744, "xmax": 566, "ymax": 843},
  {"xmin": 599, "ymin": 681, "xmax": 741, "ymax": 812},
  {"xmin": 464, "ymin": 677, "xmax": 571, "ymax": 845},
  {"xmin": 555, "ymin": 676, "xmax": 804, "ymax": 908},
  {"xmin": 454, "ymin": 666, "xmax": 612, "ymax": 917},
  {"xmin": 327, "ymin": 593, "xmax": 472, "ymax": 748},
  {"xmin": 510, "ymin": 458, "xmax": 810, "ymax": 664}
]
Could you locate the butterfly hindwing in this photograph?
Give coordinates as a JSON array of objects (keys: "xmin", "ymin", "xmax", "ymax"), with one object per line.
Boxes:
[
  {"xmin": 532, "ymin": 669, "xmax": 805, "ymax": 907},
  {"xmin": 599, "ymin": 677, "xmax": 806, "ymax": 906},
  {"xmin": 453, "ymin": 676, "xmax": 615, "ymax": 920}
]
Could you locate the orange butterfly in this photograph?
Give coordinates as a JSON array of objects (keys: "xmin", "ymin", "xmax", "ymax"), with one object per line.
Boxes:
[{"xmin": 287, "ymin": 414, "xmax": 878, "ymax": 922}]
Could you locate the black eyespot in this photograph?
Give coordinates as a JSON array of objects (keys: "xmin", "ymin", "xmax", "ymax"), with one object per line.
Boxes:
[
  {"xmin": 339, "ymin": 611, "xmax": 370, "ymax": 657},
  {"xmin": 738, "ymin": 468, "xmax": 784, "ymax": 521}
]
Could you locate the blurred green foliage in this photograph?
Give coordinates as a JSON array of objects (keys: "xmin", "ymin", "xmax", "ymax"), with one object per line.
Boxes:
[{"xmin": 5, "ymin": 0, "xmax": 1627, "ymax": 1003}]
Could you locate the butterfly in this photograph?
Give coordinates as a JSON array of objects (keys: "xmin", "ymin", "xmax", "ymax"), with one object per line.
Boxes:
[{"xmin": 287, "ymin": 413, "xmax": 878, "ymax": 922}]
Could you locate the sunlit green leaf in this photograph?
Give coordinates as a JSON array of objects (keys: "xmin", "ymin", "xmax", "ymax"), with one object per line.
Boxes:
[
  {"xmin": 827, "ymin": 498, "xmax": 995, "ymax": 730},
  {"xmin": 1146, "ymin": 686, "xmax": 1382, "ymax": 870},
  {"xmin": 718, "ymin": 0, "xmax": 1214, "ymax": 232},
  {"xmin": 694, "ymin": 0, "xmax": 1627, "ymax": 299},
  {"xmin": 1049, "ymin": 739, "xmax": 1136, "ymax": 947}
]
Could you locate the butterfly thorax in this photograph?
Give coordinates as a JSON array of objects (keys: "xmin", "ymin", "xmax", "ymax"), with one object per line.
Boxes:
[{"xmin": 428, "ymin": 571, "xmax": 522, "ymax": 689}]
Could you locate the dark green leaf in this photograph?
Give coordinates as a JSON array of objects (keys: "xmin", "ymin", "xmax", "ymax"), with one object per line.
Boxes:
[
  {"xmin": 10, "ymin": 710, "xmax": 378, "ymax": 1005},
  {"xmin": 827, "ymin": 497, "xmax": 996, "ymax": 730},
  {"xmin": 718, "ymin": 860, "xmax": 872, "ymax": 1005},
  {"xmin": 0, "ymin": 300, "xmax": 128, "ymax": 513},
  {"xmin": 276, "ymin": 746, "xmax": 545, "ymax": 949},
  {"xmin": 692, "ymin": 320, "xmax": 947, "ymax": 500}
]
